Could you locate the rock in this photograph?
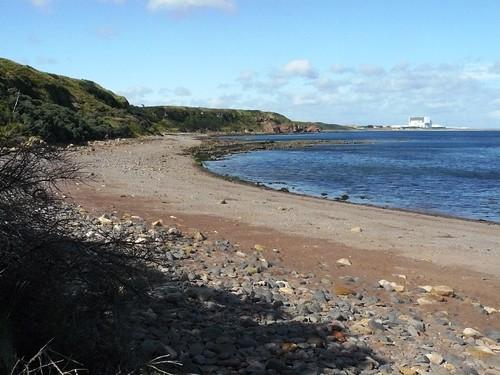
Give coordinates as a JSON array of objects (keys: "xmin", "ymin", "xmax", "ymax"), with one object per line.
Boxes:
[
  {"xmin": 333, "ymin": 285, "xmax": 355, "ymax": 296},
  {"xmin": 379, "ymin": 279, "xmax": 405, "ymax": 292},
  {"xmin": 398, "ymin": 366, "xmax": 419, "ymax": 375},
  {"xmin": 417, "ymin": 295, "xmax": 444, "ymax": 305},
  {"xmin": 418, "ymin": 285, "xmax": 434, "ymax": 293},
  {"xmin": 244, "ymin": 266, "xmax": 258, "ymax": 275},
  {"xmin": 425, "ymin": 352, "xmax": 444, "ymax": 365},
  {"xmin": 463, "ymin": 328, "xmax": 483, "ymax": 338},
  {"xmin": 167, "ymin": 227, "xmax": 182, "ymax": 236},
  {"xmin": 219, "ymin": 199, "xmax": 227, "ymax": 204},
  {"xmin": 152, "ymin": 219, "xmax": 163, "ymax": 227},
  {"xmin": 431, "ymin": 285, "xmax": 454, "ymax": 297},
  {"xmin": 98, "ymin": 214, "xmax": 113, "ymax": 225},
  {"xmin": 281, "ymin": 342, "xmax": 298, "ymax": 352},
  {"xmin": 134, "ymin": 236, "xmax": 148, "ymax": 244},
  {"xmin": 193, "ymin": 231, "xmax": 206, "ymax": 242},
  {"xmin": 407, "ymin": 325, "xmax": 419, "ymax": 337},
  {"xmin": 254, "ymin": 244, "xmax": 265, "ymax": 252},
  {"xmin": 265, "ymin": 358, "xmax": 287, "ymax": 371},
  {"xmin": 350, "ymin": 226, "xmax": 363, "ymax": 233},
  {"xmin": 336, "ymin": 258, "xmax": 352, "ymax": 266},
  {"xmin": 350, "ymin": 319, "xmax": 373, "ymax": 335},
  {"xmin": 279, "ymin": 286, "xmax": 294, "ymax": 295},
  {"xmin": 443, "ymin": 363, "xmax": 456, "ymax": 373},
  {"xmin": 484, "ymin": 306, "xmax": 498, "ymax": 314},
  {"xmin": 466, "ymin": 345, "xmax": 495, "ymax": 359}
]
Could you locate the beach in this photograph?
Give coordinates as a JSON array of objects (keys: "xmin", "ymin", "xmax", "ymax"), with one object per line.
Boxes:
[{"xmin": 67, "ymin": 135, "xmax": 500, "ymax": 327}]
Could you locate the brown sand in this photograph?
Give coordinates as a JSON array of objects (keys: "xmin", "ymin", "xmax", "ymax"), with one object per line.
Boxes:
[{"xmin": 66, "ymin": 135, "xmax": 500, "ymax": 329}]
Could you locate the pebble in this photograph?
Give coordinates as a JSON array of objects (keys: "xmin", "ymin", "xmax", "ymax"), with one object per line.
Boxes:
[
  {"xmin": 463, "ymin": 327, "xmax": 483, "ymax": 338},
  {"xmin": 55, "ymin": 204, "xmax": 496, "ymax": 375},
  {"xmin": 430, "ymin": 285, "xmax": 455, "ymax": 297},
  {"xmin": 193, "ymin": 231, "xmax": 206, "ymax": 241},
  {"xmin": 425, "ymin": 352, "xmax": 444, "ymax": 365},
  {"xmin": 336, "ymin": 257, "xmax": 352, "ymax": 266}
]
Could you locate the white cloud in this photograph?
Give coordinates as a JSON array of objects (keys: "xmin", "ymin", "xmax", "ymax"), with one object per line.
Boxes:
[
  {"xmin": 330, "ymin": 64, "xmax": 353, "ymax": 74},
  {"xmin": 118, "ymin": 86, "xmax": 154, "ymax": 102},
  {"xmin": 489, "ymin": 110, "xmax": 500, "ymax": 119},
  {"xmin": 30, "ymin": 0, "xmax": 50, "ymax": 7},
  {"xmin": 221, "ymin": 61, "xmax": 500, "ymax": 127},
  {"xmin": 282, "ymin": 59, "xmax": 317, "ymax": 79},
  {"xmin": 359, "ymin": 64, "xmax": 385, "ymax": 76},
  {"xmin": 36, "ymin": 56, "xmax": 57, "ymax": 65},
  {"xmin": 147, "ymin": 0, "xmax": 235, "ymax": 11},
  {"xmin": 174, "ymin": 87, "xmax": 191, "ymax": 96},
  {"xmin": 491, "ymin": 62, "xmax": 500, "ymax": 74}
]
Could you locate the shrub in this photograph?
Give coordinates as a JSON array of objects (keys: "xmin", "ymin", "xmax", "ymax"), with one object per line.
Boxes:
[{"xmin": 0, "ymin": 138, "xmax": 168, "ymax": 373}]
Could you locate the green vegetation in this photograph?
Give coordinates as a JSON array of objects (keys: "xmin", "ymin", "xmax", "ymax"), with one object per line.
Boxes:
[
  {"xmin": 136, "ymin": 105, "xmax": 295, "ymax": 133},
  {"xmin": 0, "ymin": 57, "xmax": 350, "ymax": 143}
]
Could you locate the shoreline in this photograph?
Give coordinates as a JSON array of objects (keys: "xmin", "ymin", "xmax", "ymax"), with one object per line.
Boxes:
[
  {"xmin": 193, "ymin": 136, "xmax": 500, "ymax": 226},
  {"xmin": 65, "ymin": 134, "xmax": 500, "ymax": 328}
]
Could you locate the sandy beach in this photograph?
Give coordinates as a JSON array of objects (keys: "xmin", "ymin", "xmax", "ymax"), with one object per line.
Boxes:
[{"xmin": 67, "ymin": 134, "xmax": 500, "ymax": 329}]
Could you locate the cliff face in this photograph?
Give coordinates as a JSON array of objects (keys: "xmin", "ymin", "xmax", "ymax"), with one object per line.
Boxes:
[{"xmin": 260, "ymin": 121, "xmax": 321, "ymax": 133}]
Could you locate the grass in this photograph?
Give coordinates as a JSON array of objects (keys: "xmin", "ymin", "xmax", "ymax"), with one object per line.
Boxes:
[{"xmin": 0, "ymin": 57, "xmax": 350, "ymax": 143}]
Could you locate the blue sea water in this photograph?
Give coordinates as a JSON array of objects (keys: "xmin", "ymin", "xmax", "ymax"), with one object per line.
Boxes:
[{"xmin": 205, "ymin": 131, "xmax": 500, "ymax": 222}]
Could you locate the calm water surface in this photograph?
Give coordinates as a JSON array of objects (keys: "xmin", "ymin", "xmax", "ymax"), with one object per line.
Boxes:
[{"xmin": 205, "ymin": 131, "xmax": 500, "ymax": 222}]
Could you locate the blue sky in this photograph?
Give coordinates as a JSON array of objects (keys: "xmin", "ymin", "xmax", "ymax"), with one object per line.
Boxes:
[{"xmin": 1, "ymin": 0, "xmax": 500, "ymax": 128}]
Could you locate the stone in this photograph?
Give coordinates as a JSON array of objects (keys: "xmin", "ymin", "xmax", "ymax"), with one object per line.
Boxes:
[
  {"xmin": 443, "ymin": 363, "xmax": 456, "ymax": 372},
  {"xmin": 431, "ymin": 285, "xmax": 454, "ymax": 297},
  {"xmin": 350, "ymin": 319, "xmax": 373, "ymax": 335},
  {"xmin": 425, "ymin": 352, "xmax": 444, "ymax": 365},
  {"xmin": 336, "ymin": 258, "xmax": 352, "ymax": 266},
  {"xmin": 167, "ymin": 227, "xmax": 182, "ymax": 236},
  {"xmin": 98, "ymin": 214, "xmax": 113, "ymax": 225},
  {"xmin": 484, "ymin": 306, "xmax": 498, "ymax": 314},
  {"xmin": 466, "ymin": 345, "xmax": 495, "ymax": 359},
  {"xmin": 417, "ymin": 295, "xmax": 444, "ymax": 305},
  {"xmin": 219, "ymin": 199, "xmax": 227, "ymax": 204},
  {"xmin": 350, "ymin": 226, "xmax": 363, "ymax": 233},
  {"xmin": 281, "ymin": 342, "xmax": 298, "ymax": 352},
  {"xmin": 152, "ymin": 219, "xmax": 163, "ymax": 227},
  {"xmin": 407, "ymin": 325, "xmax": 419, "ymax": 337},
  {"xmin": 254, "ymin": 244, "xmax": 265, "ymax": 252},
  {"xmin": 333, "ymin": 285, "xmax": 355, "ymax": 296},
  {"xmin": 266, "ymin": 358, "xmax": 287, "ymax": 371},
  {"xmin": 463, "ymin": 328, "xmax": 483, "ymax": 338},
  {"xmin": 279, "ymin": 286, "xmax": 294, "ymax": 295},
  {"xmin": 134, "ymin": 237, "xmax": 148, "ymax": 244},
  {"xmin": 244, "ymin": 266, "xmax": 258, "ymax": 275},
  {"xmin": 379, "ymin": 279, "xmax": 405, "ymax": 292},
  {"xmin": 398, "ymin": 366, "xmax": 419, "ymax": 375},
  {"xmin": 418, "ymin": 285, "xmax": 434, "ymax": 293},
  {"xmin": 193, "ymin": 231, "xmax": 206, "ymax": 242}
]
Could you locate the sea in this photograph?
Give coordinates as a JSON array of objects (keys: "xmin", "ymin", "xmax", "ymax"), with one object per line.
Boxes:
[{"xmin": 204, "ymin": 130, "xmax": 500, "ymax": 223}]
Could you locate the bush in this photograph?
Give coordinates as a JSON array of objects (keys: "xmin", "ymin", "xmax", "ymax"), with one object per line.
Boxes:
[{"xmin": 0, "ymin": 137, "xmax": 168, "ymax": 373}]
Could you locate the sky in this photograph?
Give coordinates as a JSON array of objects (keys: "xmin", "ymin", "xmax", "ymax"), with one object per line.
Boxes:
[{"xmin": 1, "ymin": 0, "xmax": 500, "ymax": 128}]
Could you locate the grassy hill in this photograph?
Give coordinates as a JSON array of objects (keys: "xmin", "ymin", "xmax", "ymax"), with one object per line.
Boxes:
[{"xmin": 0, "ymin": 58, "xmax": 348, "ymax": 143}]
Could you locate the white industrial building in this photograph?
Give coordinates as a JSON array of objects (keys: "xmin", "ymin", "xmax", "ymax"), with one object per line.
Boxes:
[{"xmin": 408, "ymin": 116, "xmax": 432, "ymax": 128}]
